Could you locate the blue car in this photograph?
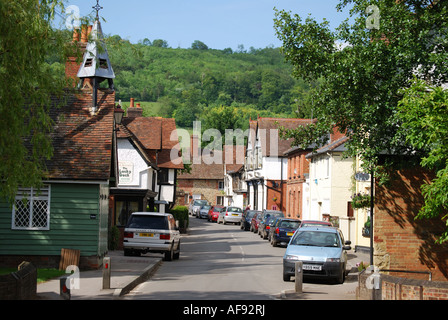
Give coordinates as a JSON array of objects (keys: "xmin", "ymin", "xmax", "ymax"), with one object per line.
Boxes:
[
  {"xmin": 283, "ymin": 226, "xmax": 351, "ymax": 283},
  {"xmin": 270, "ymin": 218, "xmax": 300, "ymax": 246}
]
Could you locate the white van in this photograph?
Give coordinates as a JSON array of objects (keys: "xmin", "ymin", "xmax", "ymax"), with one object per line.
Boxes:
[{"xmin": 123, "ymin": 212, "xmax": 181, "ymax": 261}]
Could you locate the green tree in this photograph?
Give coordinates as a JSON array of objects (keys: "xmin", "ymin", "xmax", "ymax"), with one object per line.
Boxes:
[
  {"xmin": 274, "ymin": 0, "xmax": 448, "ymax": 241},
  {"xmin": 274, "ymin": 1, "xmax": 448, "ymax": 167},
  {"xmin": 397, "ymin": 80, "xmax": 448, "ymax": 243},
  {"xmin": 191, "ymin": 40, "xmax": 208, "ymax": 50},
  {"xmin": 0, "ymin": 0, "xmax": 68, "ymax": 203}
]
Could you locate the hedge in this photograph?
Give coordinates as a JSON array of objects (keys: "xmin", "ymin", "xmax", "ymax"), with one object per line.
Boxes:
[{"xmin": 170, "ymin": 205, "xmax": 189, "ymax": 232}]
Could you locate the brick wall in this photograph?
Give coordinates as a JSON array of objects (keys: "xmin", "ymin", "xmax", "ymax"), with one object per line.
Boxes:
[
  {"xmin": 357, "ymin": 271, "xmax": 448, "ymax": 300},
  {"xmin": 374, "ymin": 165, "xmax": 448, "ymax": 281}
]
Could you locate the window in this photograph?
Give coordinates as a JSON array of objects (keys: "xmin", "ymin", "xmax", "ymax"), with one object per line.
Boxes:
[
  {"xmin": 218, "ymin": 181, "xmax": 224, "ymax": 190},
  {"xmin": 12, "ymin": 186, "xmax": 50, "ymax": 230}
]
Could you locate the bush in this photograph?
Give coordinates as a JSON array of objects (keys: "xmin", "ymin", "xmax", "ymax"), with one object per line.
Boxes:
[{"xmin": 170, "ymin": 206, "xmax": 189, "ymax": 232}]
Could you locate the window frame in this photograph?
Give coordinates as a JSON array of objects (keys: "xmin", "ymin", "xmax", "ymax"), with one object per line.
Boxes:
[{"xmin": 12, "ymin": 185, "xmax": 51, "ymax": 231}]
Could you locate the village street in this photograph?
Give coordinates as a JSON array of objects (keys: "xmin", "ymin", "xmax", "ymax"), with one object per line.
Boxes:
[{"xmin": 123, "ymin": 217, "xmax": 363, "ymax": 301}]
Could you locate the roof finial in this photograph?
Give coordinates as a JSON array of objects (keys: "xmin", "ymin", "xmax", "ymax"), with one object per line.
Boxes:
[{"xmin": 92, "ymin": 0, "xmax": 103, "ymax": 19}]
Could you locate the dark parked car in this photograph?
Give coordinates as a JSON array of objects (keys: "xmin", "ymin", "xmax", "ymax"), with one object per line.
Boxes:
[
  {"xmin": 258, "ymin": 210, "xmax": 284, "ymax": 237},
  {"xmin": 260, "ymin": 215, "xmax": 279, "ymax": 240},
  {"xmin": 270, "ymin": 218, "xmax": 301, "ymax": 247},
  {"xmin": 241, "ymin": 210, "xmax": 260, "ymax": 231}
]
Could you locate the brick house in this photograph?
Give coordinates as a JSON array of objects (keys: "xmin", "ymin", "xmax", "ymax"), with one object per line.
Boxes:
[
  {"xmin": 283, "ymin": 145, "xmax": 312, "ymax": 219},
  {"xmin": 374, "ymin": 157, "xmax": 448, "ymax": 281},
  {"xmin": 244, "ymin": 117, "xmax": 313, "ymax": 213},
  {"xmin": 176, "ymin": 136, "xmax": 225, "ymax": 206}
]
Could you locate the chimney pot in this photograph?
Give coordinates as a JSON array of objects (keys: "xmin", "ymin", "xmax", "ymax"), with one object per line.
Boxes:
[
  {"xmin": 73, "ymin": 28, "xmax": 80, "ymax": 42},
  {"xmin": 81, "ymin": 25, "xmax": 88, "ymax": 43},
  {"xmin": 130, "ymin": 98, "xmax": 135, "ymax": 108},
  {"xmin": 137, "ymin": 103, "xmax": 141, "ymax": 108}
]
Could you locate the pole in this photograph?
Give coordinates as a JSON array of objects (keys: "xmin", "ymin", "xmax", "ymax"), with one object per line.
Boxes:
[
  {"xmin": 295, "ymin": 261, "xmax": 303, "ymax": 294},
  {"xmin": 370, "ymin": 169, "xmax": 374, "ymax": 266}
]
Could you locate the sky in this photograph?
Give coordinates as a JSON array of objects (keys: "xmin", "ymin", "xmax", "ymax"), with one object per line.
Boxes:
[{"xmin": 61, "ymin": 0, "xmax": 353, "ymax": 50}]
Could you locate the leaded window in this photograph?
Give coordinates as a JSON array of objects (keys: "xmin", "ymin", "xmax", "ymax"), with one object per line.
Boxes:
[{"xmin": 12, "ymin": 186, "xmax": 50, "ymax": 230}]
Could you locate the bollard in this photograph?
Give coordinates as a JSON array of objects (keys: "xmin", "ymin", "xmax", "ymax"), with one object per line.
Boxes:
[
  {"xmin": 295, "ymin": 261, "xmax": 303, "ymax": 294},
  {"xmin": 103, "ymin": 257, "xmax": 111, "ymax": 289},
  {"xmin": 60, "ymin": 276, "xmax": 71, "ymax": 300}
]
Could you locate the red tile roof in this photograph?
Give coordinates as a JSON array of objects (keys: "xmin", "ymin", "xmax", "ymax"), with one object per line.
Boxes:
[
  {"xmin": 121, "ymin": 116, "xmax": 184, "ymax": 169},
  {"xmin": 46, "ymin": 89, "xmax": 115, "ymax": 180}
]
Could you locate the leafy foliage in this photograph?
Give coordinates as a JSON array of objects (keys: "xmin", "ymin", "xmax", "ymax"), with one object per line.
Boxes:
[
  {"xmin": 274, "ymin": 0, "xmax": 448, "ymax": 242},
  {"xmin": 0, "ymin": 0, "xmax": 70, "ymax": 203},
  {"xmin": 102, "ymin": 39, "xmax": 313, "ymax": 131}
]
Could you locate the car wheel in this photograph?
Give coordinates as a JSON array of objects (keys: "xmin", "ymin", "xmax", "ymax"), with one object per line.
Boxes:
[
  {"xmin": 164, "ymin": 246, "xmax": 174, "ymax": 261},
  {"xmin": 174, "ymin": 242, "xmax": 180, "ymax": 260},
  {"xmin": 283, "ymin": 273, "xmax": 291, "ymax": 282},
  {"xmin": 336, "ymin": 265, "xmax": 346, "ymax": 284}
]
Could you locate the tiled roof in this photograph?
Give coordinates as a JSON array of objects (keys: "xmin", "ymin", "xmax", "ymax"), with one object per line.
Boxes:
[
  {"xmin": 46, "ymin": 89, "xmax": 115, "ymax": 180},
  {"xmin": 121, "ymin": 116, "xmax": 184, "ymax": 169}
]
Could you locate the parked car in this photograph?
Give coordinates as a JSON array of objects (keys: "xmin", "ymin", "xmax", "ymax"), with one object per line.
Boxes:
[
  {"xmin": 241, "ymin": 210, "xmax": 260, "ymax": 231},
  {"xmin": 218, "ymin": 206, "xmax": 243, "ymax": 225},
  {"xmin": 198, "ymin": 205, "xmax": 211, "ymax": 219},
  {"xmin": 189, "ymin": 199, "xmax": 209, "ymax": 217},
  {"xmin": 208, "ymin": 205, "xmax": 224, "ymax": 222},
  {"xmin": 270, "ymin": 218, "xmax": 301, "ymax": 247},
  {"xmin": 283, "ymin": 226, "xmax": 351, "ymax": 283},
  {"xmin": 123, "ymin": 212, "xmax": 181, "ymax": 261},
  {"xmin": 258, "ymin": 210, "xmax": 284, "ymax": 237},
  {"xmin": 299, "ymin": 220, "xmax": 333, "ymax": 228},
  {"xmin": 250, "ymin": 212, "xmax": 262, "ymax": 233}
]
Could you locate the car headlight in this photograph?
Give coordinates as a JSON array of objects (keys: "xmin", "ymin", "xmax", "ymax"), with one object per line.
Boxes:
[
  {"xmin": 285, "ymin": 255, "xmax": 300, "ymax": 261},
  {"xmin": 326, "ymin": 258, "xmax": 341, "ymax": 262}
]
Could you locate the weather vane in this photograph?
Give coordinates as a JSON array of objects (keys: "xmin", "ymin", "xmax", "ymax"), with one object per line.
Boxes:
[{"xmin": 92, "ymin": 0, "xmax": 103, "ymax": 19}]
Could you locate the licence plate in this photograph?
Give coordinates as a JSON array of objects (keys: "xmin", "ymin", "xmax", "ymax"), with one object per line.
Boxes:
[
  {"xmin": 287, "ymin": 232, "xmax": 294, "ymax": 236},
  {"xmin": 303, "ymin": 264, "xmax": 322, "ymax": 271},
  {"xmin": 139, "ymin": 233, "xmax": 154, "ymax": 237},
  {"xmin": 232, "ymin": 214, "xmax": 239, "ymax": 216}
]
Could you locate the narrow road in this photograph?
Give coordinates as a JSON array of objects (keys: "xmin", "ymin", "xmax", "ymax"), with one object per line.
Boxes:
[{"xmin": 124, "ymin": 217, "xmax": 359, "ymax": 300}]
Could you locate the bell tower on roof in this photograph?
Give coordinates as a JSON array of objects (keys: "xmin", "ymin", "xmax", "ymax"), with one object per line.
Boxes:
[{"xmin": 76, "ymin": 1, "xmax": 115, "ymax": 111}]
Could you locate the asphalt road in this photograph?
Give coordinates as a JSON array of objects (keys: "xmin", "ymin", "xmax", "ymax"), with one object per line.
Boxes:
[{"xmin": 124, "ymin": 216, "xmax": 359, "ymax": 300}]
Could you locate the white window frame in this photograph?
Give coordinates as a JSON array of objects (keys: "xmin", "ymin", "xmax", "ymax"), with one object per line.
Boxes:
[{"xmin": 12, "ymin": 185, "xmax": 51, "ymax": 231}]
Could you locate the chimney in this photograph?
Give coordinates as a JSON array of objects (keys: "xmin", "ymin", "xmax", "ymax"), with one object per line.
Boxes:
[
  {"xmin": 65, "ymin": 24, "xmax": 91, "ymax": 87},
  {"xmin": 330, "ymin": 126, "xmax": 345, "ymax": 143},
  {"xmin": 126, "ymin": 98, "xmax": 143, "ymax": 118},
  {"xmin": 191, "ymin": 135, "xmax": 200, "ymax": 159}
]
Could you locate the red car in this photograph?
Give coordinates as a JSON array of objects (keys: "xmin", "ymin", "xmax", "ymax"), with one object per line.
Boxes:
[{"xmin": 208, "ymin": 205, "xmax": 224, "ymax": 222}]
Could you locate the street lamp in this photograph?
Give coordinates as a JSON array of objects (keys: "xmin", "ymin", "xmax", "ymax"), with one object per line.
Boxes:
[{"xmin": 114, "ymin": 102, "xmax": 124, "ymax": 128}]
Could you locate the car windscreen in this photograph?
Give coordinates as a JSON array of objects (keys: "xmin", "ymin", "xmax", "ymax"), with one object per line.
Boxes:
[
  {"xmin": 202, "ymin": 205, "xmax": 211, "ymax": 210},
  {"xmin": 194, "ymin": 200, "xmax": 208, "ymax": 206},
  {"xmin": 127, "ymin": 215, "xmax": 168, "ymax": 230},
  {"xmin": 279, "ymin": 220, "xmax": 300, "ymax": 229},
  {"xmin": 228, "ymin": 207, "xmax": 242, "ymax": 212},
  {"xmin": 291, "ymin": 231, "xmax": 340, "ymax": 247}
]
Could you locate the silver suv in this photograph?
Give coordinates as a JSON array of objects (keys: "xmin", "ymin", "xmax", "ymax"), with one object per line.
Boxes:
[{"xmin": 123, "ymin": 212, "xmax": 181, "ymax": 261}]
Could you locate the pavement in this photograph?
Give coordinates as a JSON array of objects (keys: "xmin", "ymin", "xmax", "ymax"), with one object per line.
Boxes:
[
  {"xmin": 36, "ymin": 250, "xmax": 162, "ymax": 300},
  {"xmin": 35, "ymin": 248, "xmax": 370, "ymax": 300}
]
